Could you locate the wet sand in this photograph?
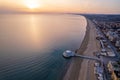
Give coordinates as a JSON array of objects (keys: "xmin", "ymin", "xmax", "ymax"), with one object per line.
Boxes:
[{"xmin": 63, "ymin": 18, "xmax": 100, "ymax": 80}]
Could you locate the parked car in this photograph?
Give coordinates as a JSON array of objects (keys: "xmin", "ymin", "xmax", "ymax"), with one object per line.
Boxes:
[
  {"xmin": 94, "ymin": 62, "xmax": 100, "ymax": 67},
  {"xmin": 107, "ymin": 45, "xmax": 111, "ymax": 49},
  {"xmin": 101, "ymin": 49, "xmax": 106, "ymax": 52},
  {"xmin": 98, "ymin": 76, "xmax": 103, "ymax": 80},
  {"xmin": 102, "ymin": 39, "xmax": 107, "ymax": 43},
  {"xmin": 97, "ymin": 73, "xmax": 103, "ymax": 80},
  {"xmin": 100, "ymin": 52, "xmax": 107, "ymax": 56}
]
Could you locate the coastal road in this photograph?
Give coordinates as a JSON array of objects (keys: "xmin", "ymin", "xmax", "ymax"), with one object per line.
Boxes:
[{"xmin": 94, "ymin": 22, "xmax": 120, "ymax": 59}]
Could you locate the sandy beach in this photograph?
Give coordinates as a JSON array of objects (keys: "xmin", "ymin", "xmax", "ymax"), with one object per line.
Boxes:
[{"xmin": 63, "ymin": 18, "xmax": 100, "ymax": 80}]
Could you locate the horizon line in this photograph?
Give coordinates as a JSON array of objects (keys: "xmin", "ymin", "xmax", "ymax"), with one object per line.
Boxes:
[{"xmin": 0, "ymin": 12, "xmax": 120, "ymax": 15}]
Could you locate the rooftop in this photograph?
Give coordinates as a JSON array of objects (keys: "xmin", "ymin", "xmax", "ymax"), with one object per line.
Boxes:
[
  {"xmin": 114, "ymin": 71, "xmax": 120, "ymax": 78},
  {"xmin": 111, "ymin": 61, "xmax": 120, "ymax": 71}
]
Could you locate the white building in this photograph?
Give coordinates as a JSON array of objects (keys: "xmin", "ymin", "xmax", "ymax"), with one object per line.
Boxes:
[{"xmin": 115, "ymin": 40, "xmax": 120, "ymax": 47}]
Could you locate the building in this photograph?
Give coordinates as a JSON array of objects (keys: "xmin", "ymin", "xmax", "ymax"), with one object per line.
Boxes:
[
  {"xmin": 106, "ymin": 31, "xmax": 118, "ymax": 42},
  {"xmin": 115, "ymin": 40, "xmax": 120, "ymax": 48},
  {"xmin": 107, "ymin": 61, "xmax": 120, "ymax": 80}
]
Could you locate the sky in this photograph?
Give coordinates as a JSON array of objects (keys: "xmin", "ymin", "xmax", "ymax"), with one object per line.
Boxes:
[{"xmin": 0, "ymin": 0, "xmax": 120, "ymax": 14}]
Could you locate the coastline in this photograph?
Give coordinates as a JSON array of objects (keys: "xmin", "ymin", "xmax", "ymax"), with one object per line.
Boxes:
[
  {"xmin": 63, "ymin": 17, "xmax": 100, "ymax": 80},
  {"xmin": 78, "ymin": 18, "xmax": 100, "ymax": 80},
  {"xmin": 63, "ymin": 17, "xmax": 90, "ymax": 80}
]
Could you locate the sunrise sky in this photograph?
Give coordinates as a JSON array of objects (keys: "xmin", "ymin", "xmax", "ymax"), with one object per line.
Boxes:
[{"xmin": 0, "ymin": 0, "xmax": 120, "ymax": 14}]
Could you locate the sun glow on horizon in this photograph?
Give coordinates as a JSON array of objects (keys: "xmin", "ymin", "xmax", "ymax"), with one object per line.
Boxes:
[
  {"xmin": 0, "ymin": 0, "xmax": 120, "ymax": 14},
  {"xmin": 24, "ymin": 0, "xmax": 41, "ymax": 9}
]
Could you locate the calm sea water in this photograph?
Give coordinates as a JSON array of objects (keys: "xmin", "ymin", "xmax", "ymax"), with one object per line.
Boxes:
[{"xmin": 0, "ymin": 14, "xmax": 87, "ymax": 80}]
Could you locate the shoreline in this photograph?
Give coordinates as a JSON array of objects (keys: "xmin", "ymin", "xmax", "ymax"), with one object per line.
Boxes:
[
  {"xmin": 78, "ymin": 18, "xmax": 100, "ymax": 80},
  {"xmin": 63, "ymin": 17, "xmax": 90, "ymax": 80}
]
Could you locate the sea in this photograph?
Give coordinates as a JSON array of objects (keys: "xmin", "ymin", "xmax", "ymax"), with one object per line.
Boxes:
[{"xmin": 0, "ymin": 14, "xmax": 87, "ymax": 80}]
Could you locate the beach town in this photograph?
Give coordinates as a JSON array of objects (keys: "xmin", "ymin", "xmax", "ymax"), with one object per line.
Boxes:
[
  {"xmin": 0, "ymin": 0, "xmax": 120, "ymax": 80},
  {"xmin": 63, "ymin": 15, "xmax": 120, "ymax": 80}
]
